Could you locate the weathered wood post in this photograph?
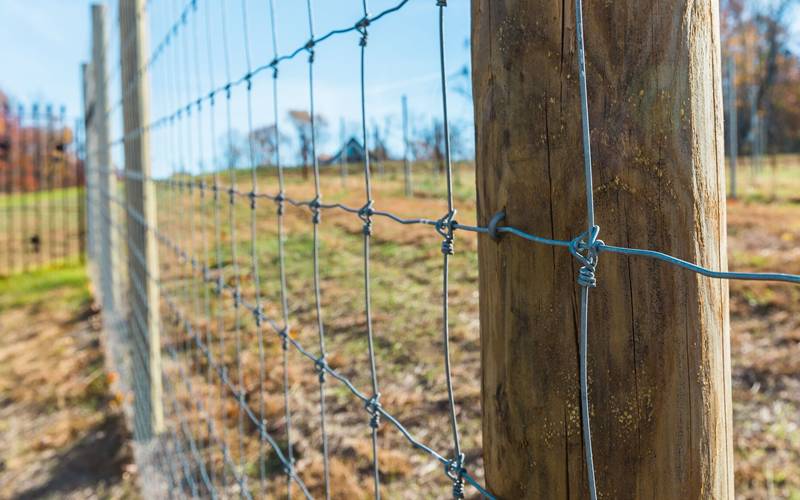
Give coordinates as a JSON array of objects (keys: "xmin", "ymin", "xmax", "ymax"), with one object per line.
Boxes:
[
  {"xmin": 119, "ymin": 0, "xmax": 164, "ymax": 440},
  {"xmin": 91, "ymin": 4, "xmax": 120, "ymax": 315},
  {"xmin": 472, "ymin": 1, "xmax": 733, "ymax": 498}
]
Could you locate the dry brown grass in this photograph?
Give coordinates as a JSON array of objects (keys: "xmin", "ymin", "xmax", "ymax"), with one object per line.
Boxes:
[{"xmin": 0, "ymin": 264, "xmax": 138, "ymax": 499}]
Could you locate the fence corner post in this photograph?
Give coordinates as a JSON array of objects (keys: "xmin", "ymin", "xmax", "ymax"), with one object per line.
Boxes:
[{"xmin": 119, "ymin": 0, "xmax": 164, "ymax": 440}]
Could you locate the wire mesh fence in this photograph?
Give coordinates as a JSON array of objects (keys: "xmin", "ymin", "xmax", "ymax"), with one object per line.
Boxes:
[
  {"xmin": 81, "ymin": 0, "xmax": 800, "ymax": 499},
  {"xmin": 0, "ymin": 103, "xmax": 86, "ymax": 277}
]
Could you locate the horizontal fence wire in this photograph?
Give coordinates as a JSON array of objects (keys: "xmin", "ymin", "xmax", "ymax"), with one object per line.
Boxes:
[{"xmin": 81, "ymin": 0, "xmax": 800, "ymax": 499}]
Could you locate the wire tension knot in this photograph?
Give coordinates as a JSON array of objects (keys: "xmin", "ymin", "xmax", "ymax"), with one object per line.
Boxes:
[
  {"xmin": 310, "ymin": 197, "xmax": 322, "ymax": 225},
  {"xmin": 356, "ymin": 17, "xmax": 370, "ymax": 46},
  {"xmin": 314, "ymin": 356, "xmax": 327, "ymax": 383},
  {"xmin": 274, "ymin": 192, "xmax": 285, "ymax": 215},
  {"xmin": 358, "ymin": 201, "xmax": 374, "ymax": 235},
  {"xmin": 569, "ymin": 225, "xmax": 603, "ymax": 288},
  {"xmin": 444, "ymin": 453, "xmax": 466, "ymax": 499},
  {"xmin": 365, "ymin": 393, "xmax": 382, "ymax": 429},
  {"xmin": 436, "ymin": 210, "xmax": 457, "ymax": 255}
]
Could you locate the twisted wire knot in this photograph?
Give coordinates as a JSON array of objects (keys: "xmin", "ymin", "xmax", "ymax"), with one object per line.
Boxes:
[
  {"xmin": 252, "ymin": 306, "xmax": 262, "ymax": 327},
  {"xmin": 279, "ymin": 328, "xmax": 289, "ymax": 351},
  {"xmin": 314, "ymin": 357, "xmax": 327, "ymax": 383},
  {"xmin": 305, "ymin": 40, "xmax": 316, "ymax": 63},
  {"xmin": 569, "ymin": 225, "xmax": 603, "ymax": 289},
  {"xmin": 365, "ymin": 393, "xmax": 381, "ymax": 429},
  {"xmin": 228, "ymin": 187, "xmax": 236, "ymax": 205},
  {"xmin": 232, "ymin": 287, "xmax": 242, "ymax": 309},
  {"xmin": 358, "ymin": 201, "xmax": 374, "ymax": 236},
  {"xmin": 444, "ymin": 453, "xmax": 465, "ymax": 499},
  {"xmin": 310, "ymin": 197, "xmax": 322, "ymax": 224},
  {"xmin": 248, "ymin": 191, "xmax": 256, "ymax": 209},
  {"xmin": 274, "ymin": 192, "xmax": 285, "ymax": 215},
  {"xmin": 436, "ymin": 210, "xmax": 457, "ymax": 255},
  {"xmin": 356, "ymin": 17, "xmax": 370, "ymax": 46}
]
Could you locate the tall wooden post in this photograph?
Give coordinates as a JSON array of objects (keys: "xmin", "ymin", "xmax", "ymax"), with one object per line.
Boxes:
[
  {"xmin": 92, "ymin": 4, "xmax": 119, "ymax": 315},
  {"xmin": 472, "ymin": 1, "xmax": 733, "ymax": 498},
  {"xmin": 119, "ymin": 0, "xmax": 163, "ymax": 440}
]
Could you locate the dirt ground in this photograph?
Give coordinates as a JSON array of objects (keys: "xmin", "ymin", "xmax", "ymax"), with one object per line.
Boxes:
[
  {"xmin": 0, "ymin": 160, "xmax": 797, "ymax": 499},
  {"xmin": 150, "ymin": 160, "xmax": 800, "ymax": 498},
  {"xmin": 0, "ymin": 265, "xmax": 138, "ymax": 499}
]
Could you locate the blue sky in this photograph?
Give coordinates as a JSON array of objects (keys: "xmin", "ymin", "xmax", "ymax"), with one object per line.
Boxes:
[{"xmin": 0, "ymin": 0, "xmax": 475, "ymax": 172}]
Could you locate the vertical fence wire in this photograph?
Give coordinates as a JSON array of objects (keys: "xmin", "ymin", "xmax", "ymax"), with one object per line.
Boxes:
[{"xmin": 74, "ymin": 1, "xmax": 800, "ymax": 499}]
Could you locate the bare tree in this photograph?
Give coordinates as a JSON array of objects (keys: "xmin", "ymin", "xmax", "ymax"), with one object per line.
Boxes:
[
  {"xmin": 249, "ymin": 124, "xmax": 288, "ymax": 167},
  {"xmin": 723, "ymin": 0, "xmax": 800, "ymax": 152},
  {"xmin": 413, "ymin": 118, "xmax": 445, "ymax": 175},
  {"xmin": 288, "ymin": 110, "xmax": 328, "ymax": 179},
  {"xmin": 218, "ymin": 129, "xmax": 247, "ymax": 170}
]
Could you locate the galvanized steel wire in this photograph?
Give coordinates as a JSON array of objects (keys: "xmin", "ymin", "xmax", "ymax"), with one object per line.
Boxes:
[{"xmin": 81, "ymin": 0, "xmax": 800, "ymax": 499}]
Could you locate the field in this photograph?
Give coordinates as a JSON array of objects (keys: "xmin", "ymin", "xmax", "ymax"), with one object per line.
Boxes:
[
  {"xmin": 1, "ymin": 156, "xmax": 798, "ymax": 498},
  {"xmin": 138, "ymin": 155, "xmax": 800, "ymax": 498},
  {"xmin": 0, "ymin": 263, "xmax": 138, "ymax": 499},
  {"xmin": 0, "ymin": 186, "xmax": 86, "ymax": 276}
]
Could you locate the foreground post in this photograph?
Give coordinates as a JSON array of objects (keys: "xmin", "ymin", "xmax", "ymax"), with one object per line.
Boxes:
[
  {"xmin": 119, "ymin": 0, "xmax": 163, "ymax": 439},
  {"xmin": 472, "ymin": 1, "xmax": 733, "ymax": 498}
]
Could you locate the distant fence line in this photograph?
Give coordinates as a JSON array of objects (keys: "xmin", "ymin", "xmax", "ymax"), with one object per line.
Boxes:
[{"xmin": 0, "ymin": 103, "xmax": 86, "ymax": 276}]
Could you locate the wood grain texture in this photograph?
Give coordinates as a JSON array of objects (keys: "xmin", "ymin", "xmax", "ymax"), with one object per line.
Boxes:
[{"xmin": 471, "ymin": 1, "xmax": 733, "ymax": 498}]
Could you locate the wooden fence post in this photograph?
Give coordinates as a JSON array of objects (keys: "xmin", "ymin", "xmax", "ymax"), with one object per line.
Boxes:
[
  {"xmin": 91, "ymin": 4, "xmax": 120, "ymax": 317},
  {"xmin": 81, "ymin": 63, "xmax": 95, "ymax": 266},
  {"xmin": 119, "ymin": 0, "xmax": 164, "ymax": 440},
  {"xmin": 472, "ymin": 1, "xmax": 733, "ymax": 498}
]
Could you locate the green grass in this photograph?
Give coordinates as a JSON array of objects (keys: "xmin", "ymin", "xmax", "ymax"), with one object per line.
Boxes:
[
  {"xmin": 0, "ymin": 260, "xmax": 89, "ymax": 312},
  {"xmin": 0, "ymin": 186, "xmax": 83, "ymax": 208}
]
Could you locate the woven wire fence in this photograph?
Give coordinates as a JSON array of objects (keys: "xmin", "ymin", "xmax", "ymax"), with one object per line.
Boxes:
[
  {"xmin": 0, "ymin": 104, "xmax": 86, "ymax": 276},
  {"xmin": 82, "ymin": 0, "xmax": 800, "ymax": 499}
]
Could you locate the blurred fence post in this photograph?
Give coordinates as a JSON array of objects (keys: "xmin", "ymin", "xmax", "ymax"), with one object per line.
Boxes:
[
  {"xmin": 473, "ymin": 1, "xmax": 732, "ymax": 497},
  {"xmin": 75, "ymin": 117, "xmax": 87, "ymax": 264},
  {"xmin": 119, "ymin": 0, "xmax": 164, "ymax": 440},
  {"xmin": 402, "ymin": 95, "xmax": 412, "ymax": 197},
  {"xmin": 339, "ymin": 117, "xmax": 347, "ymax": 186},
  {"xmin": 92, "ymin": 4, "xmax": 121, "ymax": 332},
  {"xmin": 727, "ymin": 56, "xmax": 737, "ymax": 199},
  {"xmin": 81, "ymin": 63, "xmax": 95, "ymax": 267}
]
